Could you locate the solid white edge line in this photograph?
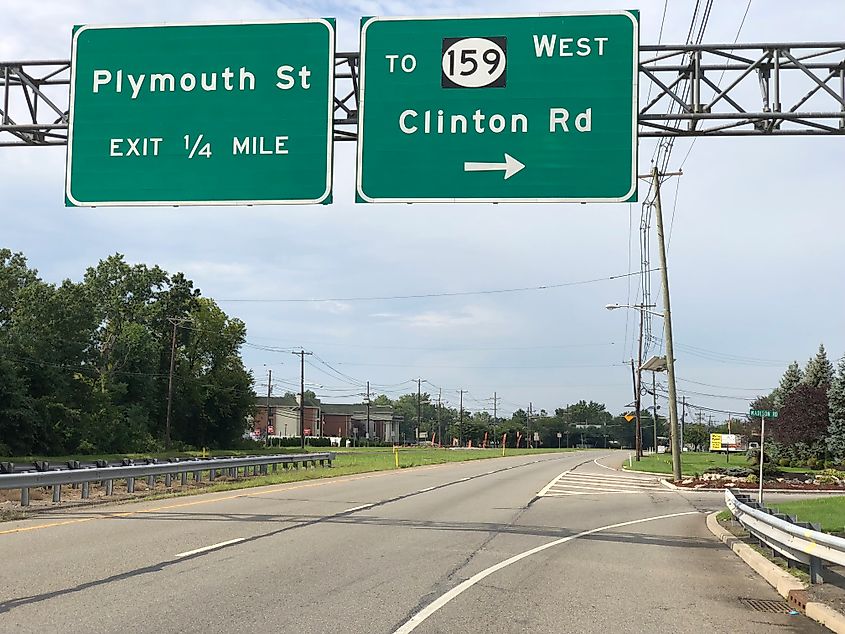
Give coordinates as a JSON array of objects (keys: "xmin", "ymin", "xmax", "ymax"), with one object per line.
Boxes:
[
  {"xmin": 342, "ymin": 504, "xmax": 375, "ymax": 513},
  {"xmin": 418, "ymin": 486, "xmax": 436, "ymax": 493},
  {"xmin": 392, "ymin": 511, "xmax": 699, "ymax": 634},
  {"xmin": 175, "ymin": 537, "xmax": 245, "ymax": 558},
  {"xmin": 593, "ymin": 457, "xmax": 620, "ymax": 472}
]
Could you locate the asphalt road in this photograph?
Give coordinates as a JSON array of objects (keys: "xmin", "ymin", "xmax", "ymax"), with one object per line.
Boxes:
[{"xmin": 0, "ymin": 450, "xmax": 827, "ymax": 633}]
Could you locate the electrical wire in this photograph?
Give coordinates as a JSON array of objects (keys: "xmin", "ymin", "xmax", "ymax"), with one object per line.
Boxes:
[{"xmin": 215, "ymin": 269, "xmax": 656, "ymax": 303}]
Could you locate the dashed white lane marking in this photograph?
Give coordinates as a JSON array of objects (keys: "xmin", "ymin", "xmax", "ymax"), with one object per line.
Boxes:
[
  {"xmin": 342, "ymin": 504, "xmax": 375, "ymax": 513},
  {"xmin": 392, "ymin": 511, "xmax": 699, "ymax": 634},
  {"xmin": 538, "ymin": 470, "xmax": 663, "ymax": 497},
  {"xmin": 175, "ymin": 538, "xmax": 245, "ymax": 558}
]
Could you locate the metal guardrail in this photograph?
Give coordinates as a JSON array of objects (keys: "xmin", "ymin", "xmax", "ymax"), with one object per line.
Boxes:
[
  {"xmin": 725, "ymin": 488, "xmax": 845, "ymax": 583},
  {"xmin": 0, "ymin": 452, "xmax": 335, "ymax": 507}
]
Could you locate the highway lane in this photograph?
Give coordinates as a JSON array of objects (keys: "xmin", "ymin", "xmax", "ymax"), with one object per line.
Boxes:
[{"xmin": 0, "ymin": 450, "xmax": 825, "ymax": 633}]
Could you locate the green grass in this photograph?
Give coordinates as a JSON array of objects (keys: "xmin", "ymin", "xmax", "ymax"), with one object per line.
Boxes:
[
  {"xmin": 773, "ymin": 497, "xmax": 845, "ymax": 534},
  {"xmin": 625, "ymin": 451, "xmax": 751, "ymax": 476}
]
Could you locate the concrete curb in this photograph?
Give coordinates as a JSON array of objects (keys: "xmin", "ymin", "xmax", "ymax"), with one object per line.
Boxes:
[
  {"xmin": 706, "ymin": 511, "xmax": 845, "ymax": 633},
  {"xmin": 807, "ymin": 603, "xmax": 845, "ymax": 633},
  {"xmin": 659, "ymin": 478, "xmax": 678, "ymax": 490}
]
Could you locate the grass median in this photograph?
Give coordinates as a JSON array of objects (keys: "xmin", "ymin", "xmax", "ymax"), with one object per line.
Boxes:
[
  {"xmin": 772, "ymin": 497, "xmax": 845, "ymax": 534},
  {"xmin": 182, "ymin": 447, "xmax": 577, "ymax": 496},
  {"xmin": 624, "ymin": 451, "xmax": 751, "ymax": 476}
]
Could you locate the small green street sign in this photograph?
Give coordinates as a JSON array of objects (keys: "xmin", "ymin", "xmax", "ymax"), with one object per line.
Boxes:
[
  {"xmin": 356, "ymin": 12, "xmax": 639, "ymax": 203},
  {"xmin": 66, "ymin": 20, "xmax": 335, "ymax": 206},
  {"xmin": 749, "ymin": 409, "xmax": 779, "ymax": 418}
]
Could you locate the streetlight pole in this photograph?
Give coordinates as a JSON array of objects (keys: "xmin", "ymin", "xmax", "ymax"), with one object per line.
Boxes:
[
  {"xmin": 651, "ymin": 166, "xmax": 682, "ymax": 481},
  {"xmin": 165, "ymin": 316, "xmax": 191, "ymax": 450}
]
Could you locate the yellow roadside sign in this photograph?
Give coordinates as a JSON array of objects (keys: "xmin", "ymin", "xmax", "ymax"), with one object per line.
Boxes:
[
  {"xmin": 624, "ymin": 413, "xmax": 635, "ymax": 422},
  {"xmin": 710, "ymin": 433, "xmax": 722, "ymax": 451}
]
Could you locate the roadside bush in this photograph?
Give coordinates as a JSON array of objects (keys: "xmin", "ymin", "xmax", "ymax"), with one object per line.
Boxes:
[
  {"xmin": 824, "ymin": 460, "xmax": 836, "ymax": 470},
  {"xmin": 762, "ymin": 463, "xmax": 781, "ymax": 477},
  {"xmin": 779, "ymin": 458, "xmax": 791, "ymax": 467},
  {"xmin": 807, "ymin": 457, "xmax": 819, "ymax": 469},
  {"xmin": 725, "ymin": 467, "xmax": 752, "ymax": 478},
  {"xmin": 747, "ymin": 474, "xmax": 758, "ymax": 484},
  {"xmin": 704, "ymin": 467, "xmax": 727, "ymax": 475}
]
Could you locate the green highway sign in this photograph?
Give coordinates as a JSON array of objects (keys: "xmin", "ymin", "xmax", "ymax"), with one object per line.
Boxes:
[
  {"xmin": 66, "ymin": 20, "xmax": 335, "ymax": 206},
  {"xmin": 749, "ymin": 409, "xmax": 779, "ymax": 418},
  {"xmin": 356, "ymin": 12, "xmax": 639, "ymax": 203}
]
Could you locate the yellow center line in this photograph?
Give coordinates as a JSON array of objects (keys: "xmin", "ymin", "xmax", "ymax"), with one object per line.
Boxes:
[{"xmin": 0, "ymin": 458, "xmax": 469, "ymax": 536}]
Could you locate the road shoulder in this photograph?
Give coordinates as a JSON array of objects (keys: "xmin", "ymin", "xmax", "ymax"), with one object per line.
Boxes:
[{"xmin": 706, "ymin": 510, "xmax": 845, "ymax": 633}]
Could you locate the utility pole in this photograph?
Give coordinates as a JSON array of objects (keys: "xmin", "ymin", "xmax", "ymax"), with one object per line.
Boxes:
[
  {"xmin": 652, "ymin": 373, "xmax": 658, "ymax": 454},
  {"xmin": 459, "ymin": 390, "xmax": 464, "ymax": 445},
  {"xmin": 291, "ymin": 350, "xmax": 313, "ymax": 450},
  {"xmin": 165, "ymin": 316, "xmax": 191, "ymax": 450},
  {"xmin": 266, "ymin": 368, "xmax": 272, "ymax": 447},
  {"xmin": 417, "ymin": 378, "xmax": 422, "ymax": 442},
  {"xmin": 366, "ymin": 380, "xmax": 371, "ymax": 444},
  {"xmin": 493, "ymin": 391, "xmax": 497, "ymax": 448},
  {"xmin": 631, "ymin": 360, "xmax": 642, "ymax": 461},
  {"xmin": 681, "ymin": 395, "xmax": 686, "ymax": 450},
  {"xmin": 437, "ymin": 388, "xmax": 442, "ymax": 447},
  {"xmin": 651, "ymin": 166, "xmax": 682, "ymax": 481},
  {"xmin": 528, "ymin": 402, "xmax": 533, "ymax": 449},
  {"xmin": 636, "ymin": 301, "xmax": 644, "ymax": 459}
]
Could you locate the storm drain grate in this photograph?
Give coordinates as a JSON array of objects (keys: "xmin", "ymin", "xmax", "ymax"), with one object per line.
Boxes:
[{"xmin": 739, "ymin": 598, "xmax": 793, "ymax": 613}]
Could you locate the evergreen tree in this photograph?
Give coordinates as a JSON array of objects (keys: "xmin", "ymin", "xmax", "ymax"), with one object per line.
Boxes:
[
  {"xmin": 774, "ymin": 361, "xmax": 803, "ymax": 408},
  {"xmin": 826, "ymin": 356, "xmax": 845, "ymax": 463},
  {"xmin": 804, "ymin": 343, "xmax": 835, "ymax": 391}
]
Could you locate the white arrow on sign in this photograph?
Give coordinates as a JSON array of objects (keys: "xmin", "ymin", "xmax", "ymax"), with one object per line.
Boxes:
[{"xmin": 463, "ymin": 153, "xmax": 525, "ymax": 180}]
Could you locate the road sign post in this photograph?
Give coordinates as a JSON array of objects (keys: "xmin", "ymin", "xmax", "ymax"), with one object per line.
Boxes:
[
  {"xmin": 356, "ymin": 12, "xmax": 639, "ymax": 203},
  {"xmin": 749, "ymin": 409, "xmax": 778, "ymax": 504},
  {"xmin": 66, "ymin": 20, "xmax": 335, "ymax": 206}
]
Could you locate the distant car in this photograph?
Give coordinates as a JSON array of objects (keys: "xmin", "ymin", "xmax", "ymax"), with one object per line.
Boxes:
[{"xmin": 748, "ymin": 442, "xmax": 760, "ymax": 450}]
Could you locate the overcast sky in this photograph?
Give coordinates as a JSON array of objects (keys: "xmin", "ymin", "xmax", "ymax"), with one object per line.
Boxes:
[{"xmin": 2, "ymin": 0, "xmax": 844, "ymax": 420}]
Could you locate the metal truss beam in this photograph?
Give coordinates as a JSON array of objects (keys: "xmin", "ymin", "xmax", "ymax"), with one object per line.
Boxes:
[{"xmin": 2, "ymin": 41, "xmax": 844, "ymax": 147}]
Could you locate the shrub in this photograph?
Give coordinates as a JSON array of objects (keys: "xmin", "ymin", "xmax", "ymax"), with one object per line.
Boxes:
[
  {"xmin": 807, "ymin": 457, "xmax": 819, "ymax": 469},
  {"xmin": 779, "ymin": 458, "xmax": 791, "ymax": 467},
  {"xmin": 747, "ymin": 474, "xmax": 758, "ymax": 484}
]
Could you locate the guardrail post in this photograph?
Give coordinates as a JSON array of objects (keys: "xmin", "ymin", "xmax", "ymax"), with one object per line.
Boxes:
[
  {"xmin": 810, "ymin": 555, "xmax": 825, "ymax": 584},
  {"xmin": 82, "ymin": 481, "xmax": 90, "ymax": 499},
  {"xmin": 147, "ymin": 475, "xmax": 155, "ymax": 489},
  {"xmin": 106, "ymin": 479, "xmax": 113, "ymax": 495},
  {"xmin": 272, "ymin": 463, "xmax": 278, "ymax": 473},
  {"xmin": 52, "ymin": 484, "xmax": 61, "ymax": 502},
  {"xmin": 127, "ymin": 477, "xmax": 135, "ymax": 493},
  {"xmin": 181, "ymin": 471, "xmax": 187, "ymax": 486},
  {"xmin": 194, "ymin": 470, "xmax": 202, "ymax": 482},
  {"xmin": 21, "ymin": 487, "xmax": 29, "ymax": 506},
  {"xmin": 165, "ymin": 473, "xmax": 172, "ymax": 487}
]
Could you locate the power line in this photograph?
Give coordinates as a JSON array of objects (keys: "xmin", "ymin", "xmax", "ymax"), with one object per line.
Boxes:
[{"xmin": 215, "ymin": 269, "xmax": 657, "ymax": 303}]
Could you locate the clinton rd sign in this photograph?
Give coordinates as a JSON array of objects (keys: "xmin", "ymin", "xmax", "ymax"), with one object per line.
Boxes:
[
  {"xmin": 66, "ymin": 20, "xmax": 335, "ymax": 206},
  {"xmin": 356, "ymin": 12, "xmax": 639, "ymax": 203}
]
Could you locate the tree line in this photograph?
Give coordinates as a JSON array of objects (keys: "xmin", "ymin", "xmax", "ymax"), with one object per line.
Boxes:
[
  {"xmin": 377, "ymin": 394, "xmax": 651, "ymax": 448},
  {"xmin": 747, "ymin": 344, "xmax": 845, "ymax": 468},
  {"xmin": 0, "ymin": 250, "xmax": 253, "ymax": 457}
]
